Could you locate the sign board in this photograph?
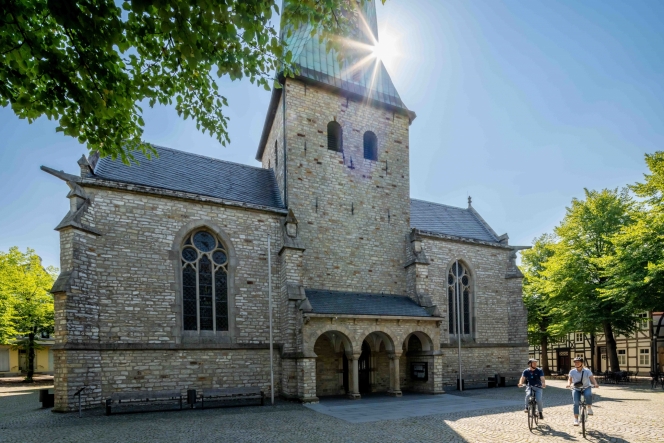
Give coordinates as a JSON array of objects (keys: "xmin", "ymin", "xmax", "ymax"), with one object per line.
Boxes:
[{"xmin": 410, "ymin": 362, "xmax": 428, "ymax": 381}]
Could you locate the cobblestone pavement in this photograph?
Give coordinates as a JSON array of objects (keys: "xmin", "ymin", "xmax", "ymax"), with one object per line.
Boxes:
[{"xmin": 0, "ymin": 379, "xmax": 661, "ymax": 443}]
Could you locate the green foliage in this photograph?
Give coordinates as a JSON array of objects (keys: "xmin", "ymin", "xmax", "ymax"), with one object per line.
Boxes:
[
  {"xmin": 0, "ymin": 0, "xmax": 385, "ymax": 162},
  {"xmin": 606, "ymin": 152, "xmax": 664, "ymax": 311},
  {"xmin": 521, "ymin": 234, "xmax": 559, "ymax": 346},
  {"xmin": 540, "ymin": 188, "xmax": 637, "ymax": 337},
  {"xmin": 0, "ymin": 247, "xmax": 57, "ymax": 345}
]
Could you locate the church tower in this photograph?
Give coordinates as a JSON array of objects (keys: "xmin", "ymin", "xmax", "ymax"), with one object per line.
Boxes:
[{"xmin": 256, "ymin": 0, "xmax": 416, "ymax": 295}]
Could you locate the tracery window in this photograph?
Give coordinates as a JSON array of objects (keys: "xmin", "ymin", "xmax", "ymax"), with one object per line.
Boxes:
[
  {"xmin": 181, "ymin": 230, "xmax": 229, "ymax": 332},
  {"xmin": 448, "ymin": 261, "xmax": 472, "ymax": 336},
  {"xmin": 363, "ymin": 131, "xmax": 377, "ymax": 160},
  {"xmin": 327, "ymin": 121, "xmax": 343, "ymax": 152}
]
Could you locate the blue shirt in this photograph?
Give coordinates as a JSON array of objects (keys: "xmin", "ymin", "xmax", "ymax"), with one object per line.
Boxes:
[{"xmin": 522, "ymin": 367, "xmax": 544, "ymax": 387}]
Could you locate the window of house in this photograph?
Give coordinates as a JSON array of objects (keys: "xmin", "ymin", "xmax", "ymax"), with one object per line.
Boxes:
[
  {"xmin": 181, "ymin": 230, "xmax": 229, "ymax": 332},
  {"xmin": 618, "ymin": 349, "xmax": 626, "ymax": 366},
  {"xmin": 575, "ymin": 333, "xmax": 584, "ymax": 343},
  {"xmin": 639, "ymin": 348, "xmax": 650, "ymax": 366},
  {"xmin": 327, "ymin": 121, "xmax": 342, "ymax": 152},
  {"xmin": 363, "ymin": 131, "xmax": 377, "ymax": 160},
  {"xmin": 0, "ymin": 349, "xmax": 9, "ymax": 372},
  {"xmin": 576, "ymin": 353, "xmax": 585, "ymax": 360},
  {"xmin": 448, "ymin": 261, "xmax": 473, "ymax": 337},
  {"xmin": 638, "ymin": 312, "xmax": 649, "ymax": 330}
]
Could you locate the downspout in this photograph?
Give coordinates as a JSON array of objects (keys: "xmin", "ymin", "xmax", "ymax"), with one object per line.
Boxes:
[{"xmin": 282, "ymin": 79, "xmax": 288, "ymax": 208}]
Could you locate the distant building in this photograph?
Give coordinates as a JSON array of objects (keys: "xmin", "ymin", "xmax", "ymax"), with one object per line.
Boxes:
[
  {"xmin": 529, "ymin": 312, "xmax": 664, "ymax": 375},
  {"xmin": 42, "ymin": 1, "xmax": 528, "ymax": 411},
  {"xmin": 0, "ymin": 333, "xmax": 55, "ymax": 377}
]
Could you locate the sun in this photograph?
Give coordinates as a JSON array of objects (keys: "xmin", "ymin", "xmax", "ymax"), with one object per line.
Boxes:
[{"xmin": 371, "ymin": 32, "xmax": 399, "ymax": 69}]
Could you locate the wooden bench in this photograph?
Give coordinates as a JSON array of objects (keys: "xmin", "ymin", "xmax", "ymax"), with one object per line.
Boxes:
[
  {"xmin": 199, "ymin": 387, "xmax": 264, "ymax": 409},
  {"xmin": 105, "ymin": 390, "xmax": 183, "ymax": 415},
  {"xmin": 457, "ymin": 373, "xmax": 494, "ymax": 390},
  {"xmin": 496, "ymin": 371, "xmax": 523, "ymax": 387}
]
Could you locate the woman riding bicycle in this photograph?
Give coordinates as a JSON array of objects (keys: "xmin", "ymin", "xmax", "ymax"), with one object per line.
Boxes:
[
  {"xmin": 566, "ymin": 357, "xmax": 599, "ymax": 426},
  {"xmin": 518, "ymin": 358, "xmax": 546, "ymax": 419}
]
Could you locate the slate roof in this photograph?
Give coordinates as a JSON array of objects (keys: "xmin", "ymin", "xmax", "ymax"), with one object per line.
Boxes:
[
  {"xmin": 91, "ymin": 145, "xmax": 285, "ymax": 210},
  {"xmin": 410, "ymin": 199, "xmax": 500, "ymax": 243},
  {"xmin": 282, "ymin": 1, "xmax": 407, "ymax": 111},
  {"xmin": 306, "ymin": 289, "xmax": 433, "ymax": 317}
]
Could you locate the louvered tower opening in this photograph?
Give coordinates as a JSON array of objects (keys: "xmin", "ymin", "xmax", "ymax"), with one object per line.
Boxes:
[
  {"xmin": 327, "ymin": 121, "xmax": 343, "ymax": 152},
  {"xmin": 363, "ymin": 131, "xmax": 378, "ymax": 160}
]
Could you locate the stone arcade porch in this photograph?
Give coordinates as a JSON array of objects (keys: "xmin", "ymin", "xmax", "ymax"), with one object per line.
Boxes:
[{"xmin": 292, "ymin": 293, "xmax": 444, "ymax": 402}]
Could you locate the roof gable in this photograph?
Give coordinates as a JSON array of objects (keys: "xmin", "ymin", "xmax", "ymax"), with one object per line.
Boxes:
[{"xmin": 410, "ymin": 199, "xmax": 500, "ymax": 243}]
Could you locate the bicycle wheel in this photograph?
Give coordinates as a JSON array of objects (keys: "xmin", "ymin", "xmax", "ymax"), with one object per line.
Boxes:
[
  {"xmin": 581, "ymin": 407, "xmax": 586, "ymax": 438},
  {"xmin": 528, "ymin": 403, "xmax": 535, "ymax": 431}
]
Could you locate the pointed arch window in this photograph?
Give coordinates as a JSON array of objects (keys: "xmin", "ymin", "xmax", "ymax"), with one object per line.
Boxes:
[
  {"xmin": 181, "ymin": 230, "xmax": 229, "ymax": 332},
  {"xmin": 448, "ymin": 261, "xmax": 473, "ymax": 337},
  {"xmin": 363, "ymin": 131, "xmax": 377, "ymax": 160},
  {"xmin": 327, "ymin": 121, "xmax": 343, "ymax": 152}
]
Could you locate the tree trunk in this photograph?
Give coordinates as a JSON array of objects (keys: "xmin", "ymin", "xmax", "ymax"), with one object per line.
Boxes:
[
  {"xmin": 26, "ymin": 330, "xmax": 35, "ymax": 383},
  {"xmin": 540, "ymin": 335, "xmax": 551, "ymax": 376},
  {"xmin": 603, "ymin": 321, "xmax": 621, "ymax": 372}
]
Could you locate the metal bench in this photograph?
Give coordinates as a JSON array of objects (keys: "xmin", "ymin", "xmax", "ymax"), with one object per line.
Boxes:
[
  {"xmin": 105, "ymin": 390, "xmax": 183, "ymax": 415},
  {"xmin": 457, "ymin": 373, "xmax": 493, "ymax": 390},
  {"xmin": 199, "ymin": 387, "xmax": 264, "ymax": 409},
  {"xmin": 495, "ymin": 371, "xmax": 523, "ymax": 387}
]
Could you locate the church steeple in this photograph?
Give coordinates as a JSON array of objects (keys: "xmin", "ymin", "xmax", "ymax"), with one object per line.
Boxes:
[
  {"xmin": 281, "ymin": 0, "xmax": 408, "ymax": 111},
  {"xmin": 256, "ymin": 1, "xmax": 413, "ymax": 161}
]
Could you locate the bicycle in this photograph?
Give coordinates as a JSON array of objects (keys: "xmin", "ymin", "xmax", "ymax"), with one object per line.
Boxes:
[
  {"xmin": 650, "ymin": 371, "xmax": 663, "ymax": 390},
  {"xmin": 571, "ymin": 386, "xmax": 592, "ymax": 438},
  {"xmin": 520, "ymin": 385, "xmax": 542, "ymax": 431}
]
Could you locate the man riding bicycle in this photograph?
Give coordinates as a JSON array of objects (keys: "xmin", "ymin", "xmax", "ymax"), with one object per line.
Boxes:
[
  {"xmin": 518, "ymin": 358, "xmax": 546, "ymax": 419},
  {"xmin": 566, "ymin": 357, "xmax": 599, "ymax": 426}
]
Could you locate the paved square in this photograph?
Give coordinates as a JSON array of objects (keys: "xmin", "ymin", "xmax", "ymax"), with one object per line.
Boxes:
[
  {"xmin": 0, "ymin": 379, "xmax": 662, "ymax": 442},
  {"xmin": 305, "ymin": 393, "xmax": 523, "ymax": 423}
]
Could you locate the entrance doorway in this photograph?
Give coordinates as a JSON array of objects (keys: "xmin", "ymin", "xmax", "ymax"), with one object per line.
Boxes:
[
  {"xmin": 359, "ymin": 341, "xmax": 371, "ymax": 393},
  {"xmin": 557, "ymin": 349, "xmax": 570, "ymax": 374}
]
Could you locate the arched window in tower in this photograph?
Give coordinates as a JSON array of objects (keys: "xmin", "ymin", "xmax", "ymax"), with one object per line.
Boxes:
[
  {"xmin": 181, "ymin": 230, "xmax": 229, "ymax": 332},
  {"xmin": 448, "ymin": 261, "xmax": 473, "ymax": 337},
  {"xmin": 327, "ymin": 121, "xmax": 343, "ymax": 152},
  {"xmin": 363, "ymin": 131, "xmax": 378, "ymax": 160}
]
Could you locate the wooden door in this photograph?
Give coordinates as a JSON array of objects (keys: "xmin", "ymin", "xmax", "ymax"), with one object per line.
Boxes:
[{"xmin": 557, "ymin": 350, "xmax": 570, "ymax": 375}]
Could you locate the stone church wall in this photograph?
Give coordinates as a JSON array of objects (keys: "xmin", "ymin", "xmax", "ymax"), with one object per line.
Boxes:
[
  {"xmin": 53, "ymin": 185, "xmax": 288, "ymax": 410},
  {"xmin": 268, "ymin": 79, "xmax": 412, "ymax": 295},
  {"xmin": 421, "ymin": 236, "xmax": 528, "ymax": 386},
  {"xmin": 99, "ymin": 349, "xmax": 280, "ymax": 398}
]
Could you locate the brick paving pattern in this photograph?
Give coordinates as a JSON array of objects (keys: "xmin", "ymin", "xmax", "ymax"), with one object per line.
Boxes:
[{"xmin": 0, "ymin": 379, "xmax": 661, "ymax": 442}]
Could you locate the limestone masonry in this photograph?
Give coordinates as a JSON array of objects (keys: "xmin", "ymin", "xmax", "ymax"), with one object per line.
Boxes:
[{"xmin": 42, "ymin": 1, "xmax": 528, "ymax": 411}]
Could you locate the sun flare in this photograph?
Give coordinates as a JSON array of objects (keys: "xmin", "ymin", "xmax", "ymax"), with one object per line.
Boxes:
[{"xmin": 371, "ymin": 33, "xmax": 399, "ymax": 69}]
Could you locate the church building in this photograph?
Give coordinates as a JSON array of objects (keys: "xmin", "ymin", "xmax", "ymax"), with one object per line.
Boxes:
[{"xmin": 42, "ymin": 2, "xmax": 528, "ymax": 411}]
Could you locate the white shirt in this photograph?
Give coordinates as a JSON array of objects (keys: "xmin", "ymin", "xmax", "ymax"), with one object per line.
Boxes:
[{"xmin": 568, "ymin": 367, "xmax": 593, "ymax": 388}]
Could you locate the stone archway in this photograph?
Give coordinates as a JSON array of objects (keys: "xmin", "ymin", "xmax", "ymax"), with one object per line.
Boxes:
[
  {"xmin": 313, "ymin": 331, "xmax": 353, "ymax": 397},
  {"xmin": 361, "ymin": 331, "xmax": 400, "ymax": 396},
  {"xmin": 401, "ymin": 331, "xmax": 437, "ymax": 393}
]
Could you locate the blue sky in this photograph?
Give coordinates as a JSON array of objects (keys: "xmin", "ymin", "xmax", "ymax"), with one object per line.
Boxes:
[{"xmin": 1, "ymin": 0, "xmax": 663, "ymax": 269}]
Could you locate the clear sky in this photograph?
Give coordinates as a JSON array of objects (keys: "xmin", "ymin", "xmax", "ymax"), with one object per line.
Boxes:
[{"xmin": 1, "ymin": 0, "xmax": 663, "ymax": 269}]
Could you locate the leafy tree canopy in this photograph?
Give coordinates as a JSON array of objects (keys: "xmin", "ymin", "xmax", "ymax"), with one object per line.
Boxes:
[
  {"xmin": 521, "ymin": 233, "xmax": 559, "ymax": 344},
  {"xmin": 1, "ymin": 0, "xmax": 384, "ymax": 162},
  {"xmin": 606, "ymin": 151, "xmax": 664, "ymax": 311},
  {"xmin": 540, "ymin": 188, "xmax": 636, "ymax": 337},
  {"xmin": 0, "ymin": 247, "xmax": 57, "ymax": 345}
]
